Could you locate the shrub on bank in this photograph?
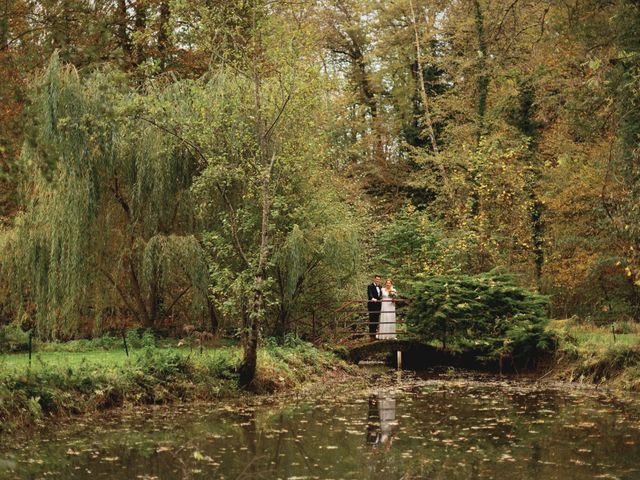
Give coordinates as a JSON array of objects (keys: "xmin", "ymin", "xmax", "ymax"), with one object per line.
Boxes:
[
  {"xmin": 568, "ymin": 344, "xmax": 640, "ymax": 389},
  {"xmin": 548, "ymin": 321, "xmax": 640, "ymax": 390},
  {"xmin": 0, "ymin": 324, "xmax": 30, "ymax": 353},
  {"xmin": 407, "ymin": 270, "xmax": 556, "ymax": 367}
]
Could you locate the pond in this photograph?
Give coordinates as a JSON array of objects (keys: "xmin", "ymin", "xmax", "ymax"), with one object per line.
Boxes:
[{"xmin": 1, "ymin": 369, "xmax": 640, "ymax": 480}]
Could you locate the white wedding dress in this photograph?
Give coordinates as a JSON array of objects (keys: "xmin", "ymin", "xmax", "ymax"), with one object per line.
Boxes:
[{"xmin": 376, "ymin": 288, "xmax": 396, "ymax": 340}]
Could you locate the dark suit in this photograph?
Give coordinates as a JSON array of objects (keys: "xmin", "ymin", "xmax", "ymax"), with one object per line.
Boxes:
[{"xmin": 367, "ymin": 283, "xmax": 382, "ymax": 339}]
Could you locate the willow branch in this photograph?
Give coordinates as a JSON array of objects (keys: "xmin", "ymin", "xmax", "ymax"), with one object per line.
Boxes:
[
  {"xmin": 136, "ymin": 115, "xmax": 208, "ymax": 165},
  {"xmin": 98, "ymin": 266, "xmax": 139, "ymax": 321},
  {"xmin": 166, "ymin": 285, "xmax": 191, "ymax": 314}
]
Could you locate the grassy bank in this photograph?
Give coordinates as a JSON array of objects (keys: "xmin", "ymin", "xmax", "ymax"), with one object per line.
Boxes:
[
  {"xmin": 0, "ymin": 339, "xmax": 351, "ymax": 434},
  {"xmin": 548, "ymin": 319, "xmax": 640, "ymax": 391}
]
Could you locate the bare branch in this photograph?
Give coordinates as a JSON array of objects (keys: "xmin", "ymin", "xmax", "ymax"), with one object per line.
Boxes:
[
  {"xmin": 166, "ymin": 285, "xmax": 192, "ymax": 314},
  {"xmin": 136, "ymin": 115, "xmax": 208, "ymax": 165},
  {"xmin": 216, "ymin": 184, "xmax": 251, "ymax": 268},
  {"xmin": 263, "ymin": 89, "xmax": 293, "ymax": 141},
  {"xmin": 98, "ymin": 266, "xmax": 139, "ymax": 322}
]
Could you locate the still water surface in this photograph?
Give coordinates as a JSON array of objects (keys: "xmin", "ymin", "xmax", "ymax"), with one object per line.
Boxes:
[{"xmin": 1, "ymin": 369, "xmax": 640, "ymax": 480}]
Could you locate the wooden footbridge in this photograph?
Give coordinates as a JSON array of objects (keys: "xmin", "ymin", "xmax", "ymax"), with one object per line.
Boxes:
[
  {"xmin": 332, "ymin": 299, "xmax": 419, "ymax": 366},
  {"xmin": 330, "ymin": 299, "xmax": 523, "ymax": 372}
]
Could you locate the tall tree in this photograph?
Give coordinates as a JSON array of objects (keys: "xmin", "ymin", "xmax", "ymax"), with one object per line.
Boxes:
[
  {"xmin": 173, "ymin": 0, "xmax": 362, "ymax": 386},
  {"xmin": 3, "ymin": 55, "xmax": 210, "ymax": 337}
]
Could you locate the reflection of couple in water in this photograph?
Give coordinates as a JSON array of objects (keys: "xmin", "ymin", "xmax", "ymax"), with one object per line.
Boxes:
[{"xmin": 366, "ymin": 389, "xmax": 396, "ymax": 449}]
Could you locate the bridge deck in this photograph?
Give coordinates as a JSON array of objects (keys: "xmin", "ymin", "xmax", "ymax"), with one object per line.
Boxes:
[{"xmin": 332, "ymin": 299, "xmax": 426, "ymax": 366}]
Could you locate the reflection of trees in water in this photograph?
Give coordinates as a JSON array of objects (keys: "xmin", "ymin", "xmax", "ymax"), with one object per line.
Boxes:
[
  {"xmin": 507, "ymin": 389, "xmax": 562, "ymax": 418},
  {"xmin": 10, "ymin": 376, "xmax": 640, "ymax": 480},
  {"xmin": 237, "ymin": 411, "xmax": 282, "ymax": 480},
  {"xmin": 239, "ymin": 407, "xmax": 320, "ymax": 479},
  {"xmin": 238, "ymin": 412, "xmax": 259, "ymax": 479}
]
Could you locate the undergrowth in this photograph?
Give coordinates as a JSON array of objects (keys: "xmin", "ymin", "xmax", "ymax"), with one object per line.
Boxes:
[
  {"xmin": 550, "ymin": 319, "xmax": 640, "ymax": 390},
  {"xmin": 0, "ymin": 340, "xmax": 346, "ymax": 434}
]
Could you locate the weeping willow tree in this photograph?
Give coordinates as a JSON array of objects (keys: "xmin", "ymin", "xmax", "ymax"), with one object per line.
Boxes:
[
  {"xmin": 271, "ymin": 173, "xmax": 362, "ymax": 339},
  {"xmin": 2, "ymin": 54, "xmax": 210, "ymax": 338}
]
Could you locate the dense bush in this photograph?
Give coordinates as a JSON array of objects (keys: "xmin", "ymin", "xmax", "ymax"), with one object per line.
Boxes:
[
  {"xmin": 0, "ymin": 324, "xmax": 30, "ymax": 353},
  {"xmin": 407, "ymin": 271, "xmax": 556, "ymax": 364}
]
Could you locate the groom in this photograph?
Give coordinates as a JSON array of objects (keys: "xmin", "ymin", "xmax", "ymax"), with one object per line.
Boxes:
[{"xmin": 367, "ymin": 275, "xmax": 383, "ymax": 340}]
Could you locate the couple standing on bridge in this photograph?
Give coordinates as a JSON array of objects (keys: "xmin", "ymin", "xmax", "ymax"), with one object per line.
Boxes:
[{"xmin": 367, "ymin": 275, "xmax": 398, "ymax": 341}]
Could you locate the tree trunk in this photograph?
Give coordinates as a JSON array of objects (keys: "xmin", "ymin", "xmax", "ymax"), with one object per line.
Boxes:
[
  {"xmin": 115, "ymin": 0, "xmax": 132, "ymax": 62},
  {"xmin": 207, "ymin": 297, "xmax": 219, "ymax": 332},
  {"xmin": 473, "ymin": 0, "xmax": 489, "ymax": 144},
  {"xmin": 529, "ymin": 182, "xmax": 544, "ymax": 288},
  {"xmin": 275, "ymin": 306, "xmax": 289, "ymax": 339},
  {"xmin": 353, "ymin": 49, "xmax": 377, "ymax": 119},
  {"xmin": 129, "ymin": 259, "xmax": 152, "ymax": 328},
  {"xmin": 239, "ymin": 168, "xmax": 272, "ymax": 386},
  {"xmin": 133, "ymin": 1, "xmax": 147, "ymax": 66},
  {"xmin": 148, "ymin": 275, "xmax": 162, "ymax": 328},
  {"xmin": 239, "ymin": 272, "xmax": 263, "ymax": 387},
  {"xmin": 469, "ymin": 0, "xmax": 489, "ymax": 217},
  {"xmin": 408, "ymin": 0, "xmax": 439, "ymax": 156},
  {"xmin": 157, "ymin": 1, "xmax": 170, "ymax": 69},
  {"xmin": 239, "ymin": 1, "xmax": 272, "ymax": 388},
  {"xmin": 408, "ymin": 0, "xmax": 452, "ymax": 201},
  {"xmin": 513, "ymin": 78, "xmax": 544, "ymax": 287},
  {"xmin": 0, "ymin": 1, "xmax": 8, "ymax": 51}
]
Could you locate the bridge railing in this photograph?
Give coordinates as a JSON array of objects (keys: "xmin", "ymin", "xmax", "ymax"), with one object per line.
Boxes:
[{"xmin": 333, "ymin": 299, "xmax": 416, "ymax": 345}]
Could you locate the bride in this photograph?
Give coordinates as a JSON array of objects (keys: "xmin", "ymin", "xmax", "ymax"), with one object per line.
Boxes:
[{"xmin": 376, "ymin": 279, "xmax": 397, "ymax": 340}]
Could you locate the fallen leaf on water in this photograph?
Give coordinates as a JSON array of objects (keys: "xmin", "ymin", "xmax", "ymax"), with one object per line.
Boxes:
[{"xmin": 193, "ymin": 451, "xmax": 205, "ymax": 461}]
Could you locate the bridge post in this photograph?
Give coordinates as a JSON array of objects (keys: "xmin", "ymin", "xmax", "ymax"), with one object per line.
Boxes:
[{"xmin": 397, "ymin": 350, "xmax": 402, "ymax": 370}]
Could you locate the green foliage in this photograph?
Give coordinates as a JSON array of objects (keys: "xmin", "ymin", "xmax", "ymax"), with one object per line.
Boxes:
[
  {"xmin": 0, "ymin": 324, "xmax": 30, "ymax": 353},
  {"xmin": 377, "ymin": 205, "xmax": 451, "ymax": 283},
  {"xmin": 491, "ymin": 319, "xmax": 640, "ymax": 388},
  {"xmin": 134, "ymin": 348, "xmax": 192, "ymax": 378},
  {"xmin": 573, "ymin": 344, "xmax": 640, "ymax": 386},
  {"xmin": 3, "ymin": 0, "xmax": 639, "ymax": 355},
  {"xmin": 186, "ymin": 67, "xmax": 364, "ymax": 338},
  {"xmin": 17, "ymin": 330, "xmax": 159, "ymax": 353},
  {"xmin": 1, "ymin": 55, "xmax": 210, "ymax": 337},
  {"xmin": 407, "ymin": 270, "xmax": 555, "ymax": 362},
  {"xmin": 125, "ymin": 329, "xmax": 156, "ymax": 349}
]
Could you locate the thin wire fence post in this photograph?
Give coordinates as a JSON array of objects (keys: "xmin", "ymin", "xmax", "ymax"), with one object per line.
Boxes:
[{"xmin": 28, "ymin": 330, "xmax": 33, "ymax": 370}]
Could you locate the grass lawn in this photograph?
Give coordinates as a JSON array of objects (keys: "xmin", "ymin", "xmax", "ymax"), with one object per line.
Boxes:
[
  {"xmin": 569, "ymin": 331, "xmax": 640, "ymax": 348},
  {"xmin": 548, "ymin": 319, "xmax": 640, "ymax": 351},
  {"xmin": 0, "ymin": 346, "xmax": 244, "ymax": 378}
]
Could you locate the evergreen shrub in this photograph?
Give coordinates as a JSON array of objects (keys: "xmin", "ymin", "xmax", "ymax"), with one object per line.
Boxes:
[{"xmin": 407, "ymin": 270, "xmax": 556, "ymax": 364}]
